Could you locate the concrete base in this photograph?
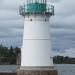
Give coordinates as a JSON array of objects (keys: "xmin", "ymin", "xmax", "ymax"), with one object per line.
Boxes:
[{"xmin": 17, "ymin": 66, "xmax": 58, "ymax": 75}]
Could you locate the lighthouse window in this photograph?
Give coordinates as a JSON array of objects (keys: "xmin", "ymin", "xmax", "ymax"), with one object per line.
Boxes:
[
  {"xmin": 45, "ymin": 19, "xmax": 47, "ymax": 22},
  {"xmin": 30, "ymin": 19, "xmax": 32, "ymax": 21}
]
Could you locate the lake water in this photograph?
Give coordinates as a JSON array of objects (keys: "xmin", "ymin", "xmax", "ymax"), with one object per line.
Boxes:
[
  {"xmin": 55, "ymin": 64, "xmax": 75, "ymax": 75},
  {"xmin": 0, "ymin": 64, "xmax": 75, "ymax": 75}
]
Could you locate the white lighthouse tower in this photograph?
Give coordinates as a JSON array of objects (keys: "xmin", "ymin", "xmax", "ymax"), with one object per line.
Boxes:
[{"xmin": 17, "ymin": 0, "xmax": 57, "ymax": 75}]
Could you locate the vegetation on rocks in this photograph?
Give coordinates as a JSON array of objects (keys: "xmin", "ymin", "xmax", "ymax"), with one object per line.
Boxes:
[
  {"xmin": 0, "ymin": 44, "xmax": 20, "ymax": 65},
  {"xmin": 53, "ymin": 56, "xmax": 75, "ymax": 64}
]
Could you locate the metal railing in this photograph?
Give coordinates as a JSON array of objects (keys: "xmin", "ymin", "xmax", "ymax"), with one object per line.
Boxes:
[
  {"xmin": 19, "ymin": 4, "xmax": 54, "ymax": 16},
  {"xmin": 26, "ymin": 0, "xmax": 46, "ymax": 4}
]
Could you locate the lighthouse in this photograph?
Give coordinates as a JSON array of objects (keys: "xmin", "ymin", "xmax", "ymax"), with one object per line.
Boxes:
[{"xmin": 17, "ymin": 0, "xmax": 57, "ymax": 75}]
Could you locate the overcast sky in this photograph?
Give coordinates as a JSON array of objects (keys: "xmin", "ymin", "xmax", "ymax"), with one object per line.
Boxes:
[{"xmin": 0, "ymin": 0, "xmax": 75, "ymax": 57}]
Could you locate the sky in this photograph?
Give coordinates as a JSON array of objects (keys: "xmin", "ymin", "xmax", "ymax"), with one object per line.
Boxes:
[{"xmin": 0, "ymin": 0, "xmax": 75, "ymax": 57}]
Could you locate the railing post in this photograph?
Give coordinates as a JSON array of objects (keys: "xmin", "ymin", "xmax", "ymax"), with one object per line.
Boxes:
[{"xmin": 51, "ymin": 5, "xmax": 54, "ymax": 15}]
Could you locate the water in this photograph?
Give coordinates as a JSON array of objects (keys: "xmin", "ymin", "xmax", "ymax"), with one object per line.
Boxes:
[
  {"xmin": 55, "ymin": 64, "xmax": 75, "ymax": 75},
  {"xmin": 0, "ymin": 65, "xmax": 17, "ymax": 73},
  {"xmin": 0, "ymin": 64, "xmax": 75, "ymax": 75}
]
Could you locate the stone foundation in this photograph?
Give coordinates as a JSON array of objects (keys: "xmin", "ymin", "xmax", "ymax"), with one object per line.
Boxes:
[{"xmin": 17, "ymin": 66, "xmax": 58, "ymax": 75}]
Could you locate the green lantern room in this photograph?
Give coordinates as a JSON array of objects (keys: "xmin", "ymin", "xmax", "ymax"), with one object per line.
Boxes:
[
  {"xmin": 26, "ymin": 0, "xmax": 46, "ymax": 12},
  {"xmin": 19, "ymin": 0, "xmax": 54, "ymax": 15}
]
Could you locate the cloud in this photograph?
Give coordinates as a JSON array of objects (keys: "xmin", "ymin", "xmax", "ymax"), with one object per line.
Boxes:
[
  {"xmin": 0, "ymin": 0, "xmax": 24, "ymax": 47},
  {"xmin": 48, "ymin": 0, "xmax": 62, "ymax": 3},
  {"xmin": 53, "ymin": 48, "xmax": 75, "ymax": 58},
  {"xmin": 50, "ymin": 0, "xmax": 75, "ymax": 53}
]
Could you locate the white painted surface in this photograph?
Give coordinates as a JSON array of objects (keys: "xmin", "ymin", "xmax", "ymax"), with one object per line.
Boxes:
[{"xmin": 21, "ymin": 14, "xmax": 53, "ymax": 66}]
